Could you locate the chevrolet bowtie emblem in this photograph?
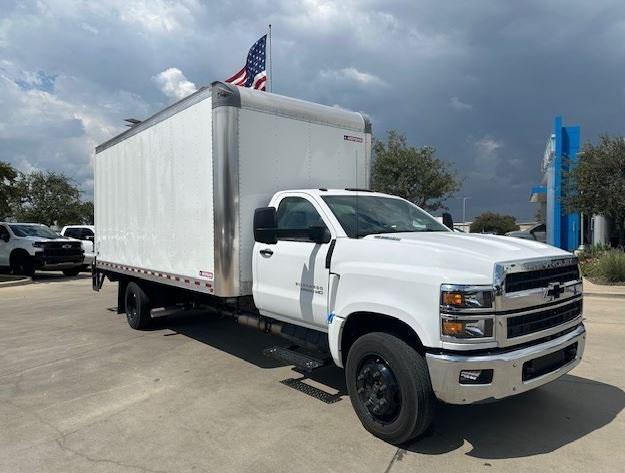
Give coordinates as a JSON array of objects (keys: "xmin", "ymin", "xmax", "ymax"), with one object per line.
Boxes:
[{"xmin": 545, "ymin": 282, "xmax": 564, "ymax": 300}]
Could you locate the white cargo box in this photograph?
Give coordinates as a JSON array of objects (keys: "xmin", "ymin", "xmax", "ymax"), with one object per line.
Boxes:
[{"xmin": 95, "ymin": 82, "xmax": 371, "ymax": 297}]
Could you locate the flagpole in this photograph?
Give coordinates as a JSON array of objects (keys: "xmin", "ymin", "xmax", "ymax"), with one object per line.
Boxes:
[{"xmin": 268, "ymin": 24, "xmax": 272, "ymax": 92}]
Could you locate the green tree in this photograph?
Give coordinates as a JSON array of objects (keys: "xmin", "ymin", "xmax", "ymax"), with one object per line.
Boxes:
[
  {"xmin": 0, "ymin": 161, "xmax": 18, "ymax": 219},
  {"xmin": 11, "ymin": 171, "xmax": 93, "ymax": 227},
  {"xmin": 371, "ymin": 130, "xmax": 460, "ymax": 211},
  {"xmin": 565, "ymin": 134, "xmax": 625, "ymax": 245},
  {"xmin": 470, "ymin": 212, "xmax": 520, "ymax": 235}
]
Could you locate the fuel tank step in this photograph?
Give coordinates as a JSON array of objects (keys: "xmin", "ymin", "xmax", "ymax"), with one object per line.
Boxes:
[{"xmin": 262, "ymin": 346, "xmax": 328, "ymax": 372}]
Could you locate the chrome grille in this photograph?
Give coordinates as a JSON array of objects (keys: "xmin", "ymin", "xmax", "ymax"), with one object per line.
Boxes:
[
  {"xmin": 505, "ymin": 264, "xmax": 580, "ymax": 293},
  {"xmin": 493, "ymin": 256, "xmax": 583, "ymax": 346}
]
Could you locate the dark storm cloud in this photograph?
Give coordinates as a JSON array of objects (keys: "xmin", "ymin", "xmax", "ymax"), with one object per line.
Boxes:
[{"xmin": 1, "ymin": 0, "xmax": 624, "ymax": 221}]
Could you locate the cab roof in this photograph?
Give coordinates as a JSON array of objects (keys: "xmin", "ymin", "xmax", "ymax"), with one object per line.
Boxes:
[{"xmin": 275, "ymin": 188, "xmax": 401, "ymax": 199}]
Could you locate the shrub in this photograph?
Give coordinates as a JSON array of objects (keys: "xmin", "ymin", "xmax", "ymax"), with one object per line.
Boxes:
[
  {"xmin": 579, "ymin": 244, "xmax": 612, "ymax": 260},
  {"xmin": 585, "ymin": 250, "xmax": 625, "ymax": 284}
]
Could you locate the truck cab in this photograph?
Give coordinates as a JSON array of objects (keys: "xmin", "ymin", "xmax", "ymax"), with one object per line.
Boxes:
[
  {"xmin": 252, "ymin": 189, "xmax": 584, "ymax": 442},
  {"xmin": 0, "ymin": 222, "xmax": 84, "ymax": 276}
]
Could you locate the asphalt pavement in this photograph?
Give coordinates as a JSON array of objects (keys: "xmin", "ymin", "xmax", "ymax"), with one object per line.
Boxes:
[{"xmin": 1, "ymin": 275, "xmax": 623, "ymax": 472}]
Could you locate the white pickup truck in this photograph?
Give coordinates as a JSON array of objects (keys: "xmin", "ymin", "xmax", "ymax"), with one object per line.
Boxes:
[
  {"xmin": 0, "ymin": 222, "xmax": 84, "ymax": 276},
  {"xmin": 93, "ymin": 83, "xmax": 585, "ymax": 443}
]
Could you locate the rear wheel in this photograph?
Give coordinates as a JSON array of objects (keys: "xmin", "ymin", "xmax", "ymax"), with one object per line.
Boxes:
[
  {"xmin": 11, "ymin": 253, "xmax": 35, "ymax": 277},
  {"xmin": 345, "ymin": 332, "xmax": 435, "ymax": 444},
  {"xmin": 125, "ymin": 282, "xmax": 152, "ymax": 330}
]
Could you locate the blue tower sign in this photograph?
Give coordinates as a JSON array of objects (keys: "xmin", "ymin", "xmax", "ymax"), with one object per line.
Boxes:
[{"xmin": 532, "ymin": 116, "xmax": 580, "ymax": 251}]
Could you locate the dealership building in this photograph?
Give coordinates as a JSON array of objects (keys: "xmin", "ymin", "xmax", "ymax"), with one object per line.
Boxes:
[{"xmin": 530, "ymin": 116, "xmax": 611, "ymax": 251}]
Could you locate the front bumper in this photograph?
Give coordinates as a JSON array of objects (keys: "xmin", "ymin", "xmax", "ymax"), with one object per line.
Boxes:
[
  {"xmin": 426, "ymin": 324, "xmax": 586, "ymax": 404},
  {"xmin": 33, "ymin": 253, "xmax": 84, "ymax": 270}
]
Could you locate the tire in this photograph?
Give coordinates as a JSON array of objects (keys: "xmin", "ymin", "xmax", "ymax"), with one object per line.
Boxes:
[
  {"xmin": 62, "ymin": 268, "xmax": 81, "ymax": 277},
  {"xmin": 345, "ymin": 332, "xmax": 435, "ymax": 444},
  {"xmin": 124, "ymin": 282, "xmax": 152, "ymax": 330},
  {"xmin": 11, "ymin": 253, "xmax": 35, "ymax": 277}
]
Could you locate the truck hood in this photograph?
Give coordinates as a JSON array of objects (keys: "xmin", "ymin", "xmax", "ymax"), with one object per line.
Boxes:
[
  {"xmin": 364, "ymin": 231, "xmax": 568, "ymax": 265},
  {"xmin": 24, "ymin": 235, "xmax": 74, "ymax": 243}
]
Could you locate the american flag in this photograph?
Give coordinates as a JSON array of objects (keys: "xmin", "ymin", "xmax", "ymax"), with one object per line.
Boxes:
[{"xmin": 225, "ymin": 35, "xmax": 267, "ymax": 91}]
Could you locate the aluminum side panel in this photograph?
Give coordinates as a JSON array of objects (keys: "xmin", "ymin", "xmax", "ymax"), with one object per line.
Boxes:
[{"xmin": 95, "ymin": 97, "xmax": 214, "ymax": 283}]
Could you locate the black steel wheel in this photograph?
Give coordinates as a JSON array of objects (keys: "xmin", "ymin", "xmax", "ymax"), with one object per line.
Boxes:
[
  {"xmin": 11, "ymin": 252, "xmax": 35, "ymax": 277},
  {"xmin": 125, "ymin": 282, "xmax": 152, "ymax": 330},
  {"xmin": 346, "ymin": 332, "xmax": 435, "ymax": 444},
  {"xmin": 356, "ymin": 355, "xmax": 402, "ymax": 423}
]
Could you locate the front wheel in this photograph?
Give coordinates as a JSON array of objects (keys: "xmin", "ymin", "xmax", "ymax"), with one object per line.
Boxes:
[
  {"xmin": 345, "ymin": 332, "xmax": 435, "ymax": 444},
  {"xmin": 11, "ymin": 253, "xmax": 35, "ymax": 277}
]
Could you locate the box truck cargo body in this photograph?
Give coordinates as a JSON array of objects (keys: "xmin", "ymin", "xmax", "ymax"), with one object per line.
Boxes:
[
  {"xmin": 94, "ymin": 83, "xmax": 585, "ymax": 444},
  {"xmin": 95, "ymin": 82, "xmax": 371, "ymax": 298}
]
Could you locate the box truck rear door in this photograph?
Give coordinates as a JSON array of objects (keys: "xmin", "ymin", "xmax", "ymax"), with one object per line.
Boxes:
[{"xmin": 253, "ymin": 196, "xmax": 333, "ymax": 329}]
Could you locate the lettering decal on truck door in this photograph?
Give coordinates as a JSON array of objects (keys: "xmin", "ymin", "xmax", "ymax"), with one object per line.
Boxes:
[
  {"xmin": 344, "ymin": 135, "xmax": 363, "ymax": 143},
  {"xmin": 296, "ymin": 281, "xmax": 324, "ymax": 295}
]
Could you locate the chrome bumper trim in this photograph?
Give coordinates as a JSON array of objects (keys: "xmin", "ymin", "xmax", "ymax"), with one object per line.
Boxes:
[{"xmin": 426, "ymin": 324, "xmax": 586, "ymax": 405}]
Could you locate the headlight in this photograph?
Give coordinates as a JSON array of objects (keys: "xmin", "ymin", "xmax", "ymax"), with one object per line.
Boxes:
[
  {"xmin": 32, "ymin": 241, "xmax": 45, "ymax": 248},
  {"xmin": 440, "ymin": 284, "xmax": 495, "ymax": 341},
  {"xmin": 440, "ymin": 285, "xmax": 493, "ymax": 310}
]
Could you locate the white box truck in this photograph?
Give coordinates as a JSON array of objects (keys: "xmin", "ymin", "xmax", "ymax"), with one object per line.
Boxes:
[{"xmin": 94, "ymin": 82, "xmax": 585, "ymax": 443}]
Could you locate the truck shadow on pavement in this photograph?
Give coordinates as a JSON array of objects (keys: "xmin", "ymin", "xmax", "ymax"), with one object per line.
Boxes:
[
  {"xmin": 406, "ymin": 374, "xmax": 625, "ymax": 459},
  {"xmin": 159, "ymin": 311, "xmax": 348, "ymax": 395},
  {"xmin": 158, "ymin": 311, "xmax": 624, "ymax": 459}
]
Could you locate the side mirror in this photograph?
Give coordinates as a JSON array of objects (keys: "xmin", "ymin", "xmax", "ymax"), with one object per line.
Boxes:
[
  {"xmin": 0, "ymin": 233, "xmax": 9, "ymax": 242},
  {"xmin": 309, "ymin": 226, "xmax": 331, "ymax": 244},
  {"xmin": 442, "ymin": 212, "xmax": 454, "ymax": 230},
  {"xmin": 254, "ymin": 207, "xmax": 277, "ymax": 244}
]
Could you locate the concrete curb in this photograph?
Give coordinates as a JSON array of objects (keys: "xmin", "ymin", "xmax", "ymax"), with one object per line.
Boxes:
[
  {"xmin": 0, "ymin": 276, "xmax": 33, "ymax": 288},
  {"xmin": 584, "ymin": 291, "xmax": 625, "ymax": 299}
]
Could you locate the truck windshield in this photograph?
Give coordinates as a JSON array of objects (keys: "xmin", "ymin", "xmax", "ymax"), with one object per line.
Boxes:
[
  {"xmin": 9, "ymin": 224, "xmax": 61, "ymax": 239},
  {"xmin": 321, "ymin": 195, "xmax": 449, "ymax": 238}
]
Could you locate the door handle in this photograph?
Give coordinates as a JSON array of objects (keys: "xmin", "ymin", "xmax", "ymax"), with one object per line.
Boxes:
[{"xmin": 260, "ymin": 249, "xmax": 274, "ymax": 257}]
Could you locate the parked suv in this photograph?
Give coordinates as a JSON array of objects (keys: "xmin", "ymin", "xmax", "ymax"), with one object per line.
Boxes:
[
  {"xmin": 0, "ymin": 222, "xmax": 84, "ymax": 276},
  {"xmin": 60, "ymin": 225, "xmax": 95, "ymax": 269},
  {"xmin": 506, "ymin": 223, "xmax": 547, "ymax": 243}
]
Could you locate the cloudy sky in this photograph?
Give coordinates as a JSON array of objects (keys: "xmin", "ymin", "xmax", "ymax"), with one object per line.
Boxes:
[{"xmin": 1, "ymin": 0, "xmax": 624, "ymax": 221}]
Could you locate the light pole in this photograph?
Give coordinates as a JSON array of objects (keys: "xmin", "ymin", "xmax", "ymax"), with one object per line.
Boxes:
[{"xmin": 462, "ymin": 197, "xmax": 472, "ymax": 232}]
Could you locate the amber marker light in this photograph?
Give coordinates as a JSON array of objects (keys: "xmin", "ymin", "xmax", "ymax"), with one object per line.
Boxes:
[{"xmin": 441, "ymin": 320, "xmax": 465, "ymax": 336}]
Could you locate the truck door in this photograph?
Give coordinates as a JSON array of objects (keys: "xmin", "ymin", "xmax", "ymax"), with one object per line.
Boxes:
[{"xmin": 253, "ymin": 195, "xmax": 333, "ymax": 330}]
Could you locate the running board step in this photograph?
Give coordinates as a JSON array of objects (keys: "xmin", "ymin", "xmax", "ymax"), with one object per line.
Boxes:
[
  {"xmin": 280, "ymin": 378, "xmax": 341, "ymax": 404},
  {"xmin": 263, "ymin": 346, "xmax": 327, "ymax": 372}
]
